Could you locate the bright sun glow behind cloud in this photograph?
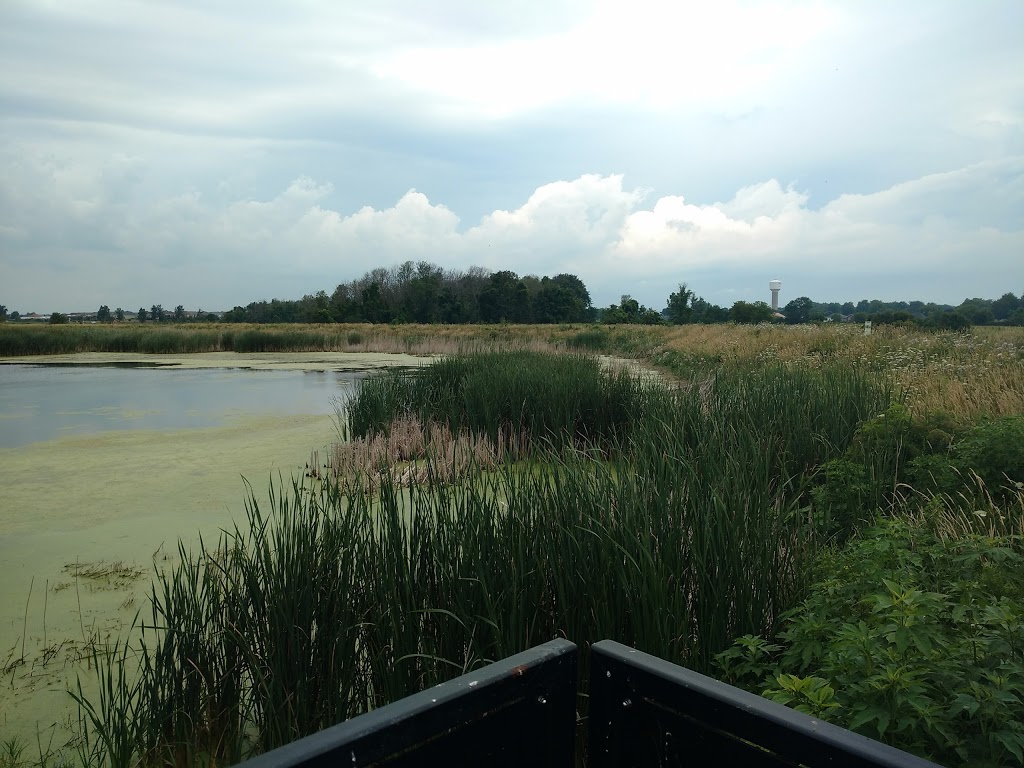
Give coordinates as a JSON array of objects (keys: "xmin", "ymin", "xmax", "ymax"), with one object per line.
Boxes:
[{"xmin": 374, "ymin": 0, "xmax": 841, "ymax": 117}]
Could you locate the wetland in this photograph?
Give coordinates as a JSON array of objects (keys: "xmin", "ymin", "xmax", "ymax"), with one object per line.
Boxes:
[
  {"xmin": 0, "ymin": 325, "xmax": 1022, "ymax": 767},
  {"xmin": 0, "ymin": 352, "xmax": 427, "ymax": 749}
]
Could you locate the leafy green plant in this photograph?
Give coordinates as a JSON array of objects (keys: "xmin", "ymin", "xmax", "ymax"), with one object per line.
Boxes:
[
  {"xmin": 811, "ymin": 405, "xmax": 961, "ymax": 540},
  {"xmin": 716, "ymin": 518, "xmax": 1024, "ymax": 766},
  {"xmin": 954, "ymin": 416, "xmax": 1024, "ymax": 497},
  {"xmin": 762, "ymin": 674, "xmax": 841, "ymax": 719}
]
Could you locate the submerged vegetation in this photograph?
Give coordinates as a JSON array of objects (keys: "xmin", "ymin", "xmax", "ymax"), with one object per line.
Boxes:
[{"xmin": 2, "ymin": 325, "xmax": 1023, "ymax": 766}]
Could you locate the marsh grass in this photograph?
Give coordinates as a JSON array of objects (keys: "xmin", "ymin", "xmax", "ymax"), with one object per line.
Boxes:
[
  {"xmin": 0, "ymin": 323, "xmax": 562, "ymax": 358},
  {"xmin": 906, "ymin": 473, "xmax": 1024, "ymax": 539},
  {"xmin": 328, "ymin": 414, "xmax": 509, "ymax": 489},
  {"xmin": 4, "ymin": 322, "xmax": 1021, "ymax": 422},
  {"xmin": 57, "ymin": 350, "xmax": 899, "ymax": 766},
  {"xmin": 347, "ymin": 351, "xmax": 646, "ymax": 454}
]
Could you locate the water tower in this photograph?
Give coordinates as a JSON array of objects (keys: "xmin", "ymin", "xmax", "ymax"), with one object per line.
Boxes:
[{"xmin": 769, "ymin": 280, "xmax": 782, "ymax": 311}]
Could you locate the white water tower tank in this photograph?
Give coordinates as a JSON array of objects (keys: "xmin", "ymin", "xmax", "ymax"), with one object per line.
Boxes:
[{"xmin": 769, "ymin": 280, "xmax": 782, "ymax": 311}]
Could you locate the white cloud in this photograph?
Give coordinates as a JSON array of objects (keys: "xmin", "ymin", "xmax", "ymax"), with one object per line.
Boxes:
[
  {"xmin": 374, "ymin": 0, "xmax": 841, "ymax": 117},
  {"xmin": 2, "ymin": 1, "xmax": 1022, "ymax": 312},
  {"xmin": 2, "ymin": 145, "xmax": 1020, "ymax": 311}
]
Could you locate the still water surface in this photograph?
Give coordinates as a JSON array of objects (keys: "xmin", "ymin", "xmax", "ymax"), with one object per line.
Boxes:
[
  {"xmin": 0, "ymin": 364, "xmax": 364, "ymax": 448},
  {"xmin": 0, "ymin": 356, "xmax": 407, "ymax": 746}
]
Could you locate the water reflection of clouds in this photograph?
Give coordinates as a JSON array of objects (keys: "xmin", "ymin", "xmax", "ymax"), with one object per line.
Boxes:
[{"xmin": 1, "ymin": 364, "xmax": 360, "ymax": 449}]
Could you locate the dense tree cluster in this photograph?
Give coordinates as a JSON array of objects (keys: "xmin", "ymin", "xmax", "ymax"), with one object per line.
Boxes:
[
  {"xmin": 222, "ymin": 261, "xmax": 594, "ymax": 325},
  {"xmin": 659, "ymin": 288, "xmax": 1024, "ymax": 329},
  {"xmin": 4, "ymin": 278, "xmax": 1021, "ymax": 329},
  {"xmin": 811, "ymin": 292, "xmax": 1024, "ymax": 329},
  {"xmin": 600, "ymin": 295, "xmax": 664, "ymax": 324}
]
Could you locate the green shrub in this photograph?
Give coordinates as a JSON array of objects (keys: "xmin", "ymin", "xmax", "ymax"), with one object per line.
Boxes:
[
  {"xmin": 716, "ymin": 519, "xmax": 1024, "ymax": 766},
  {"xmin": 810, "ymin": 458, "xmax": 873, "ymax": 539},
  {"xmin": 811, "ymin": 405, "xmax": 961, "ymax": 539},
  {"xmin": 954, "ymin": 416, "xmax": 1024, "ymax": 497}
]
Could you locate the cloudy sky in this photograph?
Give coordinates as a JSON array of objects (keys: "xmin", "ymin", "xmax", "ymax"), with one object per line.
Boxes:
[{"xmin": 1, "ymin": 0, "xmax": 1022, "ymax": 314}]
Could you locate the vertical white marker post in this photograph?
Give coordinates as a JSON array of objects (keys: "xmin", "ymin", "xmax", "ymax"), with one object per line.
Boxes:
[{"xmin": 864, "ymin": 320, "xmax": 872, "ymax": 336}]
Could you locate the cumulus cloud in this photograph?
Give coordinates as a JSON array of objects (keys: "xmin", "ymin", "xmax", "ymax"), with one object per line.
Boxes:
[{"xmin": 2, "ymin": 148, "xmax": 1020, "ymax": 312}]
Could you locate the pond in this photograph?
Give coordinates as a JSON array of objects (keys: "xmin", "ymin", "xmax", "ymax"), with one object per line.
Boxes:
[
  {"xmin": 0, "ymin": 352, "xmax": 426, "ymax": 750},
  {"xmin": 0, "ymin": 364, "xmax": 361, "ymax": 449}
]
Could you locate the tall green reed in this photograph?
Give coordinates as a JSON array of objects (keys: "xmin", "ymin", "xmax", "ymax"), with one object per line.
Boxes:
[
  {"xmin": 347, "ymin": 351, "xmax": 644, "ymax": 453},
  {"xmin": 70, "ymin": 352, "xmax": 892, "ymax": 766}
]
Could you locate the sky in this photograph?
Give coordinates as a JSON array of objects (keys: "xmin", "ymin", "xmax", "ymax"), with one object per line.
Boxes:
[{"xmin": 1, "ymin": 0, "xmax": 1022, "ymax": 314}]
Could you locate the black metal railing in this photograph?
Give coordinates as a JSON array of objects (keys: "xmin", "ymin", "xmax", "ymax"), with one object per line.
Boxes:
[
  {"xmin": 237, "ymin": 639, "xmax": 942, "ymax": 767},
  {"xmin": 588, "ymin": 640, "xmax": 940, "ymax": 767},
  {"xmin": 237, "ymin": 639, "xmax": 578, "ymax": 768}
]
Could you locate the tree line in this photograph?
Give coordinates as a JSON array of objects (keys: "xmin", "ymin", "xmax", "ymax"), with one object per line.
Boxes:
[
  {"xmin": 3, "ymin": 266, "xmax": 1022, "ymax": 328},
  {"xmin": 221, "ymin": 262, "xmax": 593, "ymax": 325}
]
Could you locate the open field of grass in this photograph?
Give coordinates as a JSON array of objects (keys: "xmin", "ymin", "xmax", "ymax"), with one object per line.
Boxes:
[{"xmin": 2, "ymin": 326, "xmax": 1023, "ymax": 766}]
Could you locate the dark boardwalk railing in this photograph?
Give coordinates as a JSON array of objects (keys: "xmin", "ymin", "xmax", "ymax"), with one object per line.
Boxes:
[
  {"xmin": 236, "ymin": 638, "xmax": 942, "ymax": 767},
  {"xmin": 237, "ymin": 639, "xmax": 577, "ymax": 768},
  {"xmin": 588, "ymin": 640, "xmax": 941, "ymax": 767}
]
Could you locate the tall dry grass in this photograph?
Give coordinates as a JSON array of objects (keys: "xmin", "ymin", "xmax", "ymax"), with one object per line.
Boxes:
[
  {"xmin": 327, "ymin": 414, "xmax": 510, "ymax": 488},
  {"xmin": 652, "ymin": 324, "xmax": 1024, "ymax": 422}
]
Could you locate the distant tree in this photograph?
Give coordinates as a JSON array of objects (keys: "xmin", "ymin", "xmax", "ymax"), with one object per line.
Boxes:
[
  {"xmin": 479, "ymin": 271, "xmax": 529, "ymax": 323},
  {"xmin": 151, "ymin": 304, "xmax": 165, "ymax": 323},
  {"xmin": 0, "ymin": 304, "xmax": 7, "ymax": 322},
  {"xmin": 9, "ymin": 310, "xmax": 20, "ymax": 321},
  {"xmin": 530, "ymin": 279, "xmax": 572, "ymax": 323},
  {"xmin": 223, "ymin": 306, "xmax": 247, "ymax": 323},
  {"xmin": 601, "ymin": 304, "xmax": 627, "ymax": 324},
  {"xmin": 782, "ymin": 296, "xmax": 814, "ymax": 324},
  {"xmin": 729, "ymin": 300, "xmax": 774, "ymax": 324},
  {"xmin": 665, "ymin": 283, "xmax": 694, "ymax": 324},
  {"xmin": 97, "ymin": 305, "xmax": 112, "ymax": 322},
  {"xmin": 619, "ymin": 295, "xmax": 640, "ymax": 321},
  {"xmin": 174, "ymin": 305, "xmax": 185, "ymax": 322},
  {"xmin": 1008, "ymin": 308, "xmax": 1024, "ymax": 327},
  {"xmin": 138, "ymin": 307, "xmax": 148, "ymax": 323},
  {"xmin": 602, "ymin": 295, "xmax": 663, "ymax": 325},
  {"xmin": 360, "ymin": 282, "xmax": 389, "ymax": 323},
  {"xmin": 115, "ymin": 307, "xmax": 124, "ymax": 322},
  {"xmin": 49, "ymin": 312, "xmax": 69, "ymax": 324},
  {"xmin": 928, "ymin": 311, "xmax": 971, "ymax": 331},
  {"xmin": 690, "ymin": 296, "xmax": 729, "ymax": 323},
  {"xmin": 956, "ymin": 298, "xmax": 994, "ymax": 326},
  {"xmin": 871, "ymin": 310, "xmax": 917, "ymax": 326},
  {"xmin": 991, "ymin": 292, "xmax": 1020, "ymax": 321},
  {"xmin": 549, "ymin": 273, "xmax": 593, "ymax": 321}
]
